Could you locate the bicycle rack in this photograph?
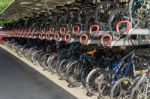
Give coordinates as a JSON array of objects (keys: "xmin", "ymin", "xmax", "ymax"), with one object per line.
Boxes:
[{"xmin": 1, "ymin": 0, "xmax": 150, "ymax": 48}]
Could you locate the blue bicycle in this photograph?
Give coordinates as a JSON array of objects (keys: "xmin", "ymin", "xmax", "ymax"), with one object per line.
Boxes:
[{"xmin": 98, "ymin": 51, "xmax": 134, "ymax": 98}]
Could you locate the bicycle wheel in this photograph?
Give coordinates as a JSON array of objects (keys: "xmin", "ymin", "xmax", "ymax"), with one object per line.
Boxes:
[
  {"xmin": 85, "ymin": 68, "xmax": 102, "ymax": 96},
  {"xmin": 110, "ymin": 77, "xmax": 132, "ymax": 99},
  {"xmin": 81, "ymin": 66, "xmax": 93, "ymax": 88},
  {"xmin": 57, "ymin": 59, "xmax": 72, "ymax": 79},
  {"xmin": 98, "ymin": 71, "xmax": 113, "ymax": 99},
  {"xmin": 49, "ymin": 55, "xmax": 59, "ymax": 73},
  {"xmin": 16, "ymin": 48, "xmax": 24, "ymax": 57},
  {"xmin": 94, "ymin": 1, "xmax": 115, "ymax": 23},
  {"xmin": 66, "ymin": 60, "xmax": 82, "ymax": 87},
  {"xmin": 130, "ymin": 78, "xmax": 150, "ymax": 99},
  {"xmin": 28, "ymin": 50, "xmax": 37, "ymax": 61},
  {"xmin": 31, "ymin": 51, "xmax": 39, "ymax": 63},
  {"xmin": 108, "ymin": 8, "xmax": 127, "ymax": 32},
  {"xmin": 37, "ymin": 52, "xmax": 45, "ymax": 65},
  {"xmin": 40, "ymin": 54, "xmax": 50, "ymax": 70}
]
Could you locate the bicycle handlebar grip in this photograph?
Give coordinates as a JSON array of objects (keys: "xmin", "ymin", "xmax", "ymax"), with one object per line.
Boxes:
[
  {"xmin": 64, "ymin": 34, "xmax": 71, "ymax": 42},
  {"xmin": 116, "ymin": 20, "xmax": 131, "ymax": 33},
  {"xmin": 60, "ymin": 26, "xmax": 67, "ymax": 34},
  {"xmin": 101, "ymin": 34, "xmax": 112, "ymax": 47},
  {"xmin": 72, "ymin": 25, "xmax": 80, "ymax": 34},
  {"xmin": 89, "ymin": 25, "xmax": 99, "ymax": 35},
  {"xmin": 80, "ymin": 33, "xmax": 89, "ymax": 45}
]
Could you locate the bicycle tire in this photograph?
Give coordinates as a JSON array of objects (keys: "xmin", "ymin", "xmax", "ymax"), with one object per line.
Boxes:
[
  {"xmin": 65, "ymin": 60, "xmax": 81, "ymax": 86},
  {"xmin": 57, "ymin": 59, "xmax": 72, "ymax": 79},
  {"xmin": 85, "ymin": 68, "xmax": 102, "ymax": 96},
  {"xmin": 94, "ymin": 1, "xmax": 115, "ymax": 23},
  {"xmin": 130, "ymin": 77, "xmax": 149, "ymax": 99},
  {"xmin": 110, "ymin": 77, "xmax": 132, "ymax": 99},
  {"xmin": 98, "ymin": 70, "xmax": 115, "ymax": 99},
  {"xmin": 49, "ymin": 55, "xmax": 59, "ymax": 73}
]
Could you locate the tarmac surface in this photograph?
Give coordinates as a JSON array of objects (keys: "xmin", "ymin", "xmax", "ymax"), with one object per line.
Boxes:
[{"xmin": 0, "ymin": 47, "xmax": 77, "ymax": 99}]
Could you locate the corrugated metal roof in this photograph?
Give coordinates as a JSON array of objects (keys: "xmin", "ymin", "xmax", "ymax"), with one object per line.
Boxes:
[{"xmin": 0, "ymin": 0, "xmax": 75, "ymax": 21}]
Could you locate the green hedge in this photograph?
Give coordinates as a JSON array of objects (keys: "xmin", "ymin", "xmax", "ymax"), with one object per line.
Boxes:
[
  {"xmin": 0, "ymin": 0, "xmax": 13, "ymax": 12},
  {"xmin": 0, "ymin": 0, "xmax": 13, "ymax": 26},
  {"xmin": 0, "ymin": 19, "xmax": 10, "ymax": 26}
]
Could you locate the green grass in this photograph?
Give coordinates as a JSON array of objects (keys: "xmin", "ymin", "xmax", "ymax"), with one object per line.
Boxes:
[{"xmin": 0, "ymin": 0, "xmax": 13, "ymax": 12}]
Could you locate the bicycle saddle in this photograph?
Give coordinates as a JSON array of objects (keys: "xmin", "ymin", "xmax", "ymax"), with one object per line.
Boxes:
[{"xmin": 87, "ymin": 49, "xmax": 97, "ymax": 56}]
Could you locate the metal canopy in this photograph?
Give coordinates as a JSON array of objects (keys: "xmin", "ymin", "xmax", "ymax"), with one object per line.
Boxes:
[{"xmin": 0, "ymin": 0, "xmax": 75, "ymax": 21}]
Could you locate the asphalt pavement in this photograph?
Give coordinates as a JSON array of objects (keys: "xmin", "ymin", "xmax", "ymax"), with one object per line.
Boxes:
[{"xmin": 0, "ymin": 47, "xmax": 77, "ymax": 99}]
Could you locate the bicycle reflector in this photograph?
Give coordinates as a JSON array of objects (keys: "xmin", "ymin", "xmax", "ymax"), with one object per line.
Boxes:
[
  {"xmin": 80, "ymin": 33, "xmax": 89, "ymax": 45},
  {"xmin": 64, "ymin": 34, "xmax": 71, "ymax": 42},
  {"xmin": 89, "ymin": 25, "xmax": 100, "ymax": 35},
  {"xmin": 116, "ymin": 20, "xmax": 131, "ymax": 33},
  {"xmin": 72, "ymin": 25, "xmax": 80, "ymax": 34},
  {"xmin": 101, "ymin": 34, "xmax": 112, "ymax": 47}
]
